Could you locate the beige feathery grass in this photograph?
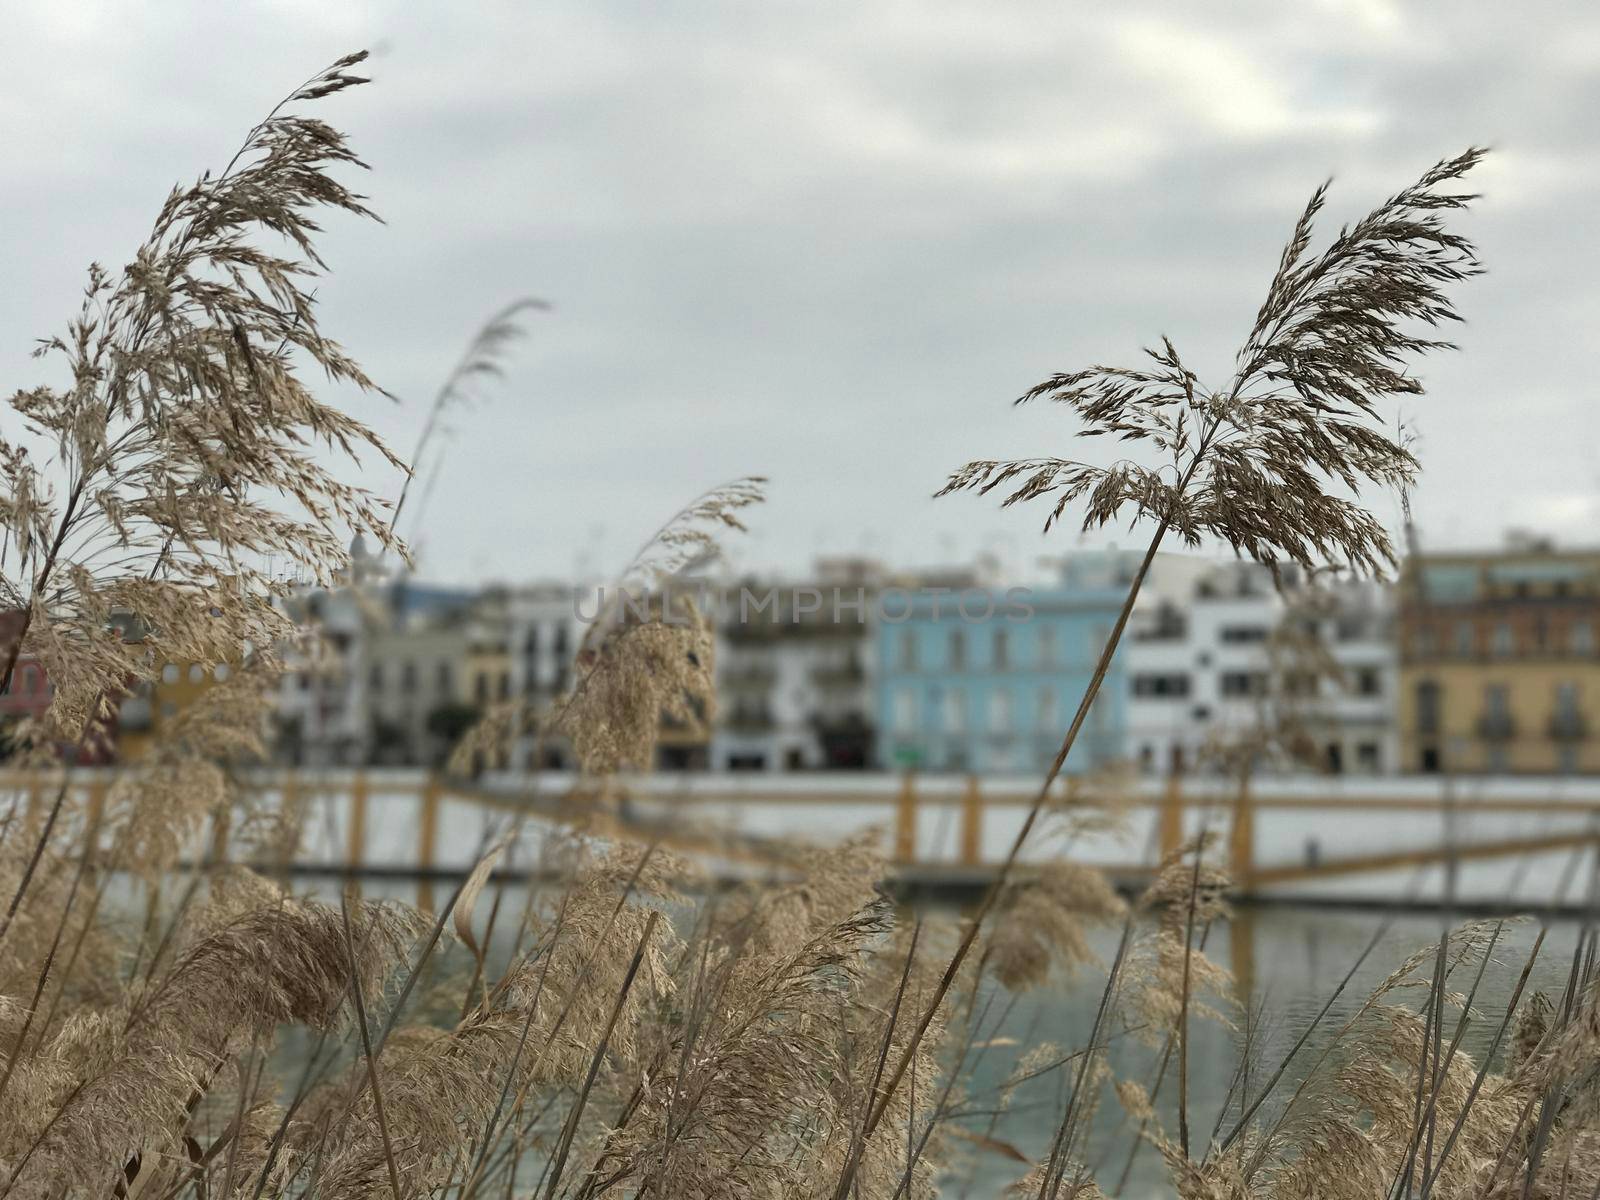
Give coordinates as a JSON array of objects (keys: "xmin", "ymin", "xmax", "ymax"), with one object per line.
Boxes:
[{"xmin": 12, "ymin": 49, "xmax": 1598, "ymax": 1200}]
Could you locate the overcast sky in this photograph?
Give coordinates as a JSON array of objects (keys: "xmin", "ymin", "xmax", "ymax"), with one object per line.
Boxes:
[{"xmin": 4, "ymin": 2, "xmax": 1597, "ymax": 586}]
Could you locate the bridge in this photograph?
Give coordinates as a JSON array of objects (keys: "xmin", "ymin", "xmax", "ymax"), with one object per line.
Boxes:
[{"xmin": 6, "ymin": 768, "xmax": 1597, "ymax": 914}]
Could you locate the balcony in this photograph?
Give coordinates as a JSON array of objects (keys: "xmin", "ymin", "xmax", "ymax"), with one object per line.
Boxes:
[
  {"xmin": 721, "ymin": 664, "xmax": 778, "ymax": 690},
  {"xmin": 810, "ymin": 659, "xmax": 866, "ymax": 688},
  {"xmin": 723, "ymin": 706, "xmax": 776, "ymax": 733},
  {"xmin": 1475, "ymin": 712, "xmax": 1516, "ymax": 741},
  {"xmin": 1547, "ymin": 711, "xmax": 1589, "ymax": 741}
]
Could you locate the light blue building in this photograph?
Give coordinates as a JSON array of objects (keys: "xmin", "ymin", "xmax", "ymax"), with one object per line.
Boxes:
[{"xmin": 874, "ymin": 557, "xmax": 1131, "ymax": 775}]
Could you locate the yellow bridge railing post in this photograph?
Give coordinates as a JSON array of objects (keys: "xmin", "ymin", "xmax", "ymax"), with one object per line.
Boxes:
[
  {"xmin": 894, "ymin": 771, "xmax": 917, "ymax": 864},
  {"xmin": 1160, "ymin": 771, "xmax": 1184, "ymax": 860},
  {"xmin": 417, "ymin": 774, "xmax": 441, "ymax": 913},
  {"xmin": 959, "ymin": 775, "xmax": 982, "ymax": 866},
  {"xmin": 346, "ymin": 770, "xmax": 366, "ymax": 893}
]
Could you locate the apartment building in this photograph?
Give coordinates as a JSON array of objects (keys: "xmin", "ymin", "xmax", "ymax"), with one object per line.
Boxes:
[
  {"xmin": 1126, "ymin": 562, "xmax": 1395, "ymax": 776},
  {"xmin": 712, "ymin": 562, "xmax": 878, "ymax": 771},
  {"xmin": 874, "ymin": 554, "xmax": 1129, "ymax": 775},
  {"xmin": 504, "ymin": 583, "xmax": 581, "ymax": 769},
  {"xmin": 1398, "ymin": 538, "xmax": 1600, "ymax": 774}
]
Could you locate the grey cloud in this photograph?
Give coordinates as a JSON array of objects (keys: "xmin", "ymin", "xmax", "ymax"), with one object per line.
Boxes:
[{"xmin": 4, "ymin": 0, "xmax": 1597, "ymax": 582}]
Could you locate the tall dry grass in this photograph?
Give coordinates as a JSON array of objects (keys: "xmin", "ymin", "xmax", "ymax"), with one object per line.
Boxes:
[{"xmin": 4, "ymin": 50, "xmax": 1597, "ymax": 1200}]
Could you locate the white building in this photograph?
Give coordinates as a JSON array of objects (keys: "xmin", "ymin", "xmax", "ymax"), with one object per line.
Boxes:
[
  {"xmin": 505, "ymin": 583, "xmax": 587, "ymax": 770},
  {"xmin": 1126, "ymin": 561, "xmax": 1396, "ymax": 776},
  {"xmin": 711, "ymin": 562, "xmax": 879, "ymax": 771},
  {"xmin": 273, "ymin": 537, "xmax": 393, "ymax": 766}
]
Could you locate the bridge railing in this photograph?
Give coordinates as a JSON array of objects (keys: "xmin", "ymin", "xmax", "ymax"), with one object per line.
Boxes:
[{"xmin": 5, "ymin": 768, "xmax": 1598, "ymax": 908}]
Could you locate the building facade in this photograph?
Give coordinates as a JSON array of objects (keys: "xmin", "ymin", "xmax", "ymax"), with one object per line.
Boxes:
[
  {"xmin": 504, "ymin": 583, "xmax": 581, "ymax": 770},
  {"xmin": 1399, "ymin": 540, "xmax": 1600, "ymax": 774},
  {"xmin": 1127, "ymin": 562, "xmax": 1395, "ymax": 776},
  {"xmin": 273, "ymin": 583, "xmax": 375, "ymax": 766},
  {"xmin": 712, "ymin": 565, "xmax": 877, "ymax": 771},
  {"xmin": 874, "ymin": 557, "xmax": 1129, "ymax": 775}
]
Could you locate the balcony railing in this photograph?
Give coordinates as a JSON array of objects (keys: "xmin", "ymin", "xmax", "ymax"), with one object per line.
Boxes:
[
  {"xmin": 1475, "ymin": 712, "xmax": 1516, "ymax": 741},
  {"xmin": 723, "ymin": 708, "xmax": 776, "ymax": 732},
  {"xmin": 810, "ymin": 660, "xmax": 865, "ymax": 688},
  {"xmin": 721, "ymin": 665, "xmax": 778, "ymax": 689},
  {"xmin": 1547, "ymin": 711, "xmax": 1589, "ymax": 741}
]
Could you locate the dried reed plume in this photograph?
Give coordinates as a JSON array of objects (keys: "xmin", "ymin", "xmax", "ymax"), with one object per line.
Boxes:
[
  {"xmin": 830, "ymin": 148, "xmax": 1487, "ymax": 1196},
  {"xmin": 18, "ymin": 52, "xmax": 1587, "ymax": 1200}
]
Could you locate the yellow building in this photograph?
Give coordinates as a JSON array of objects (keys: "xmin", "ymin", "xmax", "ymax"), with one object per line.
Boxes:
[
  {"xmin": 1398, "ymin": 541, "xmax": 1600, "ymax": 775},
  {"xmin": 117, "ymin": 659, "xmax": 237, "ymax": 761}
]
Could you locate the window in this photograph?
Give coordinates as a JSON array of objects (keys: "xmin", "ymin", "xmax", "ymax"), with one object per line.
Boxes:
[
  {"xmin": 993, "ymin": 629, "xmax": 1009, "ymax": 669},
  {"xmin": 899, "ymin": 630, "xmax": 917, "ymax": 671},
  {"xmin": 1325, "ymin": 743, "xmax": 1343, "ymax": 774},
  {"xmin": 1454, "ymin": 622, "xmax": 1474, "ymax": 657},
  {"xmin": 948, "ymin": 629, "xmax": 965, "ymax": 670},
  {"xmin": 1552, "ymin": 681, "xmax": 1584, "ymax": 741},
  {"xmin": 1037, "ymin": 626, "xmax": 1055, "ymax": 668},
  {"xmin": 1556, "ymin": 681, "xmax": 1580, "ymax": 716},
  {"xmin": 1415, "ymin": 680, "xmax": 1441, "ymax": 734},
  {"xmin": 1573, "ymin": 622, "xmax": 1596, "ymax": 655},
  {"xmin": 1221, "ymin": 671, "xmax": 1265, "ymax": 698},
  {"xmin": 523, "ymin": 625, "xmax": 540, "ymax": 657},
  {"xmin": 475, "ymin": 673, "xmax": 490, "ymax": 703},
  {"xmin": 1220, "ymin": 626, "xmax": 1268, "ymax": 644},
  {"xmin": 369, "ymin": 663, "xmax": 384, "ymax": 690},
  {"xmin": 1356, "ymin": 742, "xmax": 1380, "ymax": 772},
  {"xmin": 943, "ymin": 690, "xmax": 966, "ymax": 733},
  {"xmin": 1132, "ymin": 673, "xmax": 1190, "ymax": 698},
  {"xmin": 1037, "ymin": 687, "xmax": 1057, "ymax": 731},
  {"xmin": 498, "ymin": 671, "xmax": 511, "ymax": 700},
  {"xmin": 989, "ymin": 690, "xmax": 1012, "ymax": 732},
  {"xmin": 436, "ymin": 661, "xmax": 453, "ymax": 693},
  {"xmin": 401, "ymin": 661, "xmax": 417, "ymax": 693},
  {"xmin": 1491, "ymin": 623, "xmax": 1514, "ymax": 657},
  {"xmin": 893, "ymin": 689, "xmax": 916, "ymax": 734},
  {"xmin": 1355, "ymin": 667, "xmax": 1382, "ymax": 697},
  {"xmin": 1534, "ymin": 617, "xmax": 1550, "ymax": 653},
  {"xmin": 1485, "ymin": 683, "xmax": 1510, "ymax": 718}
]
